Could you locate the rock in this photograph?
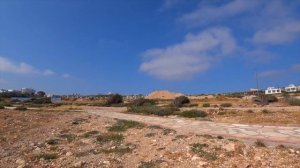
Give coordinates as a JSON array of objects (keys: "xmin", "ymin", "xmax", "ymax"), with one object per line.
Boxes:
[
  {"xmin": 103, "ymin": 160, "xmax": 110, "ymax": 165},
  {"xmin": 198, "ymin": 161, "xmax": 208, "ymax": 167},
  {"xmin": 66, "ymin": 152, "xmax": 73, "ymax": 156},
  {"xmin": 289, "ymin": 149, "xmax": 295, "ymax": 153},
  {"xmin": 191, "ymin": 156, "xmax": 200, "ymax": 161},
  {"xmin": 296, "ymin": 151, "xmax": 299, "ymax": 154},
  {"xmin": 223, "ymin": 143, "xmax": 235, "ymax": 152},
  {"xmin": 16, "ymin": 159, "xmax": 25, "ymax": 168},
  {"xmin": 73, "ymin": 161, "xmax": 85, "ymax": 168}
]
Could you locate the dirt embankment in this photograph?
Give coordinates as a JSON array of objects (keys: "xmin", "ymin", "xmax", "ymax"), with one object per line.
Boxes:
[{"xmin": 146, "ymin": 90, "xmax": 184, "ymax": 100}]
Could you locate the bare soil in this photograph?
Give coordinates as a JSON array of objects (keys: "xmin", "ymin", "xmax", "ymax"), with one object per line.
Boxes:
[{"xmin": 1, "ymin": 109, "xmax": 300, "ymax": 168}]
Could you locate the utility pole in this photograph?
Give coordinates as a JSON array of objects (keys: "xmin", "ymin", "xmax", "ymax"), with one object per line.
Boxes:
[{"xmin": 255, "ymin": 70, "xmax": 260, "ymax": 96}]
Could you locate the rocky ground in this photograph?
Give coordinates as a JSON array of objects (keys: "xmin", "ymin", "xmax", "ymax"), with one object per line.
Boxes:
[{"xmin": 1, "ymin": 109, "xmax": 300, "ymax": 168}]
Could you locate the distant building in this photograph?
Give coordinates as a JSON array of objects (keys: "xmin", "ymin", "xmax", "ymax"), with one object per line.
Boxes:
[
  {"xmin": 0, "ymin": 89, "xmax": 8, "ymax": 93},
  {"xmin": 265, "ymin": 87, "xmax": 282, "ymax": 95},
  {"xmin": 285, "ymin": 84, "xmax": 298, "ymax": 93},
  {"xmin": 21, "ymin": 88, "xmax": 35, "ymax": 95}
]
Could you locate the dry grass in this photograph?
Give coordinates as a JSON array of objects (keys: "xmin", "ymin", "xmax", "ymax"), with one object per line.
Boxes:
[{"xmin": 212, "ymin": 110, "xmax": 300, "ymax": 126}]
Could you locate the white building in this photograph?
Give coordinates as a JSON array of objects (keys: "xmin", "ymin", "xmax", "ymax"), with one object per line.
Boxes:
[
  {"xmin": 21, "ymin": 88, "xmax": 35, "ymax": 95},
  {"xmin": 285, "ymin": 84, "xmax": 298, "ymax": 93},
  {"xmin": 0, "ymin": 89, "xmax": 8, "ymax": 93},
  {"xmin": 265, "ymin": 87, "xmax": 282, "ymax": 95}
]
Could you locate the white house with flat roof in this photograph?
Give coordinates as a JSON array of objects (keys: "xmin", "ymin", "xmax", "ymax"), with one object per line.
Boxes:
[
  {"xmin": 265, "ymin": 87, "xmax": 282, "ymax": 95},
  {"xmin": 285, "ymin": 84, "xmax": 298, "ymax": 93}
]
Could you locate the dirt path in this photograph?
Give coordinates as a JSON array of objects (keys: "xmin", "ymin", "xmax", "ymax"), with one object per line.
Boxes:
[{"xmin": 85, "ymin": 107, "xmax": 300, "ymax": 147}]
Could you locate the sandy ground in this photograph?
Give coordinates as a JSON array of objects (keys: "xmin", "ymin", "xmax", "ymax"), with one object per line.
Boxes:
[{"xmin": 1, "ymin": 109, "xmax": 300, "ymax": 168}]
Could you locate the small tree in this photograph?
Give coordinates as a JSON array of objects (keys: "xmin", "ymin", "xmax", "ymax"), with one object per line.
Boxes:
[
  {"xmin": 173, "ymin": 96, "xmax": 190, "ymax": 107},
  {"xmin": 106, "ymin": 94, "xmax": 123, "ymax": 105},
  {"xmin": 36, "ymin": 91, "xmax": 46, "ymax": 97}
]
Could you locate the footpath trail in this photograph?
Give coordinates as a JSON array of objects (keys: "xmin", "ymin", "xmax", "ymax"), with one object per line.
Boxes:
[{"xmin": 85, "ymin": 107, "xmax": 300, "ymax": 147}]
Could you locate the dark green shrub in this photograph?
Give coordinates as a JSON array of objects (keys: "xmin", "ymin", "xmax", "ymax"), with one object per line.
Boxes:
[
  {"xmin": 287, "ymin": 98, "xmax": 300, "ymax": 106},
  {"xmin": 15, "ymin": 106, "xmax": 27, "ymax": 111},
  {"xmin": 0, "ymin": 105, "xmax": 4, "ymax": 109},
  {"xmin": 173, "ymin": 96, "xmax": 190, "ymax": 107},
  {"xmin": 131, "ymin": 98, "xmax": 155, "ymax": 106},
  {"xmin": 177, "ymin": 110, "xmax": 207, "ymax": 118},
  {"xmin": 202, "ymin": 103, "xmax": 210, "ymax": 107},
  {"xmin": 220, "ymin": 103, "xmax": 232, "ymax": 107},
  {"xmin": 106, "ymin": 94, "xmax": 123, "ymax": 105},
  {"xmin": 128, "ymin": 105, "xmax": 176, "ymax": 116},
  {"xmin": 31, "ymin": 97, "xmax": 52, "ymax": 104}
]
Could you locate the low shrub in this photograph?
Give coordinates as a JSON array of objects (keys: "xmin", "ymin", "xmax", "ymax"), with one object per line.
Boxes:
[
  {"xmin": 255, "ymin": 140, "xmax": 266, "ymax": 147},
  {"xmin": 220, "ymin": 103, "xmax": 232, "ymax": 107},
  {"xmin": 173, "ymin": 96, "xmax": 190, "ymax": 107},
  {"xmin": 202, "ymin": 103, "xmax": 210, "ymax": 107},
  {"xmin": 128, "ymin": 105, "xmax": 177, "ymax": 116},
  {"xmin": 82, "ymin": 131, "xmax": 100, "ymax": 138},
  {"xmin": 15, "ymin": 106, "xmax": 27, "ymax": 111},
  {"xmin": 253, "ymin": 94, "xmax": 278, "ymax": 105},
  {"xmin": 96, "ymin": 133, "xmax": 124, "ymax": 143},
  {"xmin": 108, "ymin": 119, "xmax": 144, "ymax": 132},
  {"xmin": 190, "ymin": 143, "xmax": 217, "ymax": 161},
  {"xmin": 177, "ymin": 110, "xmax": 207, "ymax": 118},
  {"xmin": 131, "ymin": 98, "xmax": 155, "ymax": 106},
  {"xmin": 287, "ymin": 98, "xmax": 300, "ymax": 106},
  {"xmin": 262, "ymin": 109, "xmax": 269, "ymax": 113},
  {"xmin": 28, "ymin": 97, "xmax": 52, "ymax": 104},
  {"xmin": 106, "ymin": 94, "xmax": 123, "ymax": 105},
  {"xmin": 0, "ymin": 105, "xmax": 4, "ymax": 109}
]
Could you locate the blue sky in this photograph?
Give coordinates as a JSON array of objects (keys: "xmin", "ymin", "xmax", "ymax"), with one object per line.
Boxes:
[{"xmin": 0, "ymin": 0, "xmax": 300, "ymax": 95}]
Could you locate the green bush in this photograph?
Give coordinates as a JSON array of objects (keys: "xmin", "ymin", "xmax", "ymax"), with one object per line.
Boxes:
[
  {"xmin": 0, "ymin": 105, "xmax": 4, "ymax": 109},
  {"xmin": 128, "ymin": 105, "xmax": 177, "ymax": 116},
  {"xmin": 287, "ymin": 98, "xmax": 300, "ymax": 106},
  {"xmin": 106, "ymin": 94, "xmax": 123, "ymax": 105},
  {"xmin": 131, "ymin": 98, "xmax": 155, "ymax": 106},
  {"xmin": 173, "ymin": 96, "xmax": 190, "ymax": 107},
  {"xmin": 177, "ymin": 110, "xmax": 207, "ymax": 118},
  {"xmin": 31, "ymin": 97, "xmax": 52, "ymax": 104},
  {"xmin": 220, "ymin": 103, "xmax": 232, "ymax": 107},
  {"xmin": 202, "ymin": 103, "xmax": 210, "ymax": 107},
  {"xmin": 15, "ymin": 106, "xmax": 27, "ymax": 111}
]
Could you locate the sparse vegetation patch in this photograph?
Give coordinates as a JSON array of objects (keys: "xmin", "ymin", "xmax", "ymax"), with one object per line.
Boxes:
[
  {"xmin": 177, "ymin": 110, "xmax": 207, "ymax": 118},
  {"xmin": 108, "ymin": 119, "xmax": 144, "ymax": 132},
  {"xmin": 96, "ymin": 133, "xmax": 124, "ymax": 143}
]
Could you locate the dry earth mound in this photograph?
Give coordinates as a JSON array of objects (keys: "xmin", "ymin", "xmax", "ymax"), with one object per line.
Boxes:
[{"xmin": 146, "ymin": 90, "xmax": 184, "ymax": 100}]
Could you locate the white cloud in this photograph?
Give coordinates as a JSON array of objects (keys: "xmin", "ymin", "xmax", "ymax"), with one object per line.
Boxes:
[
  {"xmin": 61, "ymin": 73, "xmax": 71, "ymax": 79},
  {"xmin": 43, "ymin": 69, "xmax": 55, "ymax": 76},
  {"xmin": 243, "ymin": 49, "xmax": 276, "ymax": 63},
  {"xmin": 0, "ymin": 56, "xmax": 55, "ymax": 76},
  {"xmin": 0, "ymin": 56, "xmax": 39, "ymax": 74},
  {"xmin": 257, "ymin": 70, "xmax": 285, "ymax": 78},
  {"xmin": 253, "ymin": 21, "xmax": 300, "ymax": 44},
  {"xmin": 140, "ymin": 27, "xmax": 236, "ymax": 80},
  {"xmin": 179, "ymin": 0, "xmax": 262, "ymax": 26},
  {"xmin": 291, "ymin": 64, "xmax": 300, "ymax": 71}
]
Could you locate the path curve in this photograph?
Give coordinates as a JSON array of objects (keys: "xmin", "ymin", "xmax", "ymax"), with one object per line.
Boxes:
[{"xmin": 86, "ymin": 107, "xmax": 300, "ymax": 147}]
